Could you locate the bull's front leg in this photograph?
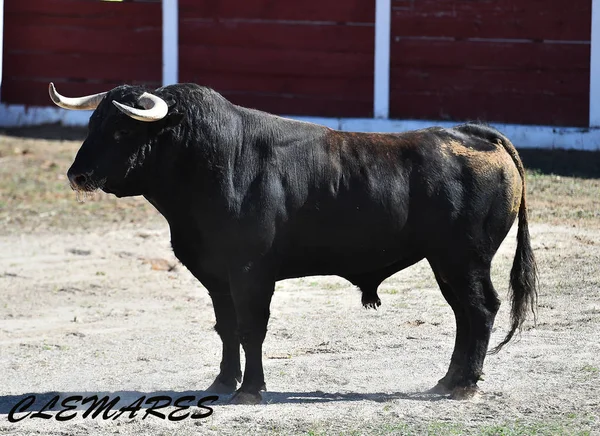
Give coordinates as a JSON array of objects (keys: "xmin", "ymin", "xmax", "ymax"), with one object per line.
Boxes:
[
  {"xmin": 206, "ymin": 289, "xmax": 242, "ymax": 394},
  {"xmin": 171, "ymin": 234, "xmax": 242, "ymax": 394},
  {"xmin": 228, "ymin": 267, "xmax": 275, "ymax": 405}
]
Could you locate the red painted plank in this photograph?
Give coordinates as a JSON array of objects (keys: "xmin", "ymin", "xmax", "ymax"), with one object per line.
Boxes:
[
  {"xmin": 4, "ymin": 24, "xmax": 161, "ymax": 55},
  {"xmin": 180, "ymin": 20, "xmax": 373, "ymax": 53},
  {"xmin": 180, "ymin": 46, "xmax": 374, "ymax": 78},
  {"xmin": 178, "ymin": 73, "xmax": 373, "ymax": 102},
  {"xmin": 6, "ymin": 0, "xmax": 161, "ymax": 30},
  {"xmin": 8, "ymin": 9, "xmax": 160, "ymax": 29},
  {"xmin": 392, "ymin": 0, "xmax": 590, "ymax": 13},
  {"xmin": 390, "ymin": 67, "xmax": 589, "ymax": 96},
  {"xmin": 4, "ymin": 53, "xmax": 161, "ymax": 83},
  {"xmin": 498, "ymin": 0, "xmax": 587, "ymax": 8},
  {"xmin": 392, "ymin": 10, "xmax": 590, "ymax": 41},
  {"xmin": 390, "ymin": 39, "xmax": 590, "ymax": 70},
  {"xmin": 179, "ymin": 0, "xmax": 375, "ymax": 23},
  {"xmin": 221, "ymin": 92, "xmax": 373, "ymax": 117},
  {"xmin": 6, "ymin": 0, "xmax": 160, "ymax": 17},
  {"xmin": 392, "ymin": 0, "xmax": 590, "ymax": 15},
  {"xmin": 391, "ymin": 0, "xmax": 590, "ymax": 41},
  {"xmin": 389, "ymin": 91, "xmax": 588, "ymax": 126},
  {"xmin": 1, "ymin": 78, "xmax": 161, "ymax": 108}
]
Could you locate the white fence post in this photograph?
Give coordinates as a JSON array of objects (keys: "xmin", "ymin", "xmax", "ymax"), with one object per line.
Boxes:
[
  {"xmin": 162, "ymin": 0, "xmax": 178, "ymax": 86},
  {"xmin": 0, "ymin": 0, "xmax": 4, "ymax": 101},
  {"xmin": 590, "ymin": 0, "xmax": 600, "ymax": 127},
  {"xmin": 373, "ymin": 0, "xmax": 391, "ymax": 119}
]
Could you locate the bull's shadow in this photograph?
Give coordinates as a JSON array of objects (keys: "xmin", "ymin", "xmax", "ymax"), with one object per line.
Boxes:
[
  {"xmin": 0, "ymin": 389, "xmax": 447, "ymax": 415},
  {"xmin": 518, "ymin": 148, "xmax": 600, "ymax": 179},
  {"xmin": 262, "ymin": 390, "xmax": 448, "ymax": 404},
  {"xmin": 1, "ymin": 124, "xmax": 87, "ymax": 141}
]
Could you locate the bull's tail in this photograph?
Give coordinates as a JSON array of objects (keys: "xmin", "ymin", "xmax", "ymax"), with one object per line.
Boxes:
[{"xmin": 489, "ymin": 134, "xmax": 539, "ymax": 354}]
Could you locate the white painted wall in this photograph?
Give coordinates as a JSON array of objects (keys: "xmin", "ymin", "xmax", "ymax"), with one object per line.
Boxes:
[
  {"xmin": 0, "ymin": 105, "xmax": 93, "ymax": 126},
  {"xmin": 373, "ymin": 0, "xmax": 391, "ymax": 119},
  {"xmin": 590, "ymin": 0, "xmax": 600, "ymax": 127},
  {"xmin": 162, "ymin": 0, "xmax": 178, "ymax": 86}
]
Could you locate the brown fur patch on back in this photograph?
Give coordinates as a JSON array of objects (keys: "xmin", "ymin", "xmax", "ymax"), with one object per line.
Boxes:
[{"xmin": 441, "ymin": 139, "xmax": 522, "ymax": 213}]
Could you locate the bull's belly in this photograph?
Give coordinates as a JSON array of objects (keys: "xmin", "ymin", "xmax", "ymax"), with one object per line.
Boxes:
[
  {"xmin": 275, "ymin": 234, "xmax": 418, "ymax": 280},
  {"xmin": 274, "ymin": 205, "xmax": 415, "ymax": 279}
]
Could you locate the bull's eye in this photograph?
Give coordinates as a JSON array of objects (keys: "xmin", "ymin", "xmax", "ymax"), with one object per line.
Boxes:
[{"xmin": 114, "ymin": 129, "xmax": 131, "ymax": 141}]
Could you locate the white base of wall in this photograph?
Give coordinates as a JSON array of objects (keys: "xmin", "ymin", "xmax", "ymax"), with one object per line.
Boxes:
[
  {"xmin": 0, "ymin": 104, "xmax": 92, "ymax": 127},
  {"xmin": 1, "ymin": 104, "xmax": 599, "ymax": 150}
]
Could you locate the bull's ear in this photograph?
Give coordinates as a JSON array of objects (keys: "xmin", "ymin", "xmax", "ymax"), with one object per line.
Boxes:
[
  {"xmin": 163, "ymin": 111, "xmax": 184, "ymax": 129},
  {"xmin": 159, "ymin": 97, "xmax": 184, "ymax": 129}
]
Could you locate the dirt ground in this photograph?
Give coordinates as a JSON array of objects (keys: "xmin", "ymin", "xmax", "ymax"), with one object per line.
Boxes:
[{"xmin": 0, "ymin": 127, "xmax": 599, "ymax": 435}]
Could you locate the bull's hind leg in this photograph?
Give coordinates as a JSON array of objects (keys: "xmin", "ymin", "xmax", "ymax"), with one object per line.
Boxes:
[
  {"xmin": 429, "ymin": 259, "xmax": 500, "ymax": 399},
  {"xmin": 428, "ymin": 267, "xmax": 467, "ymax": 395}
]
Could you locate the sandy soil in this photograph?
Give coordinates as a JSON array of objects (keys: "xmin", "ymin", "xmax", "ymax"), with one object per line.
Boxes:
[{"xmin": 0, "ymin": 131, "xmax": 599, "ymax": 435}]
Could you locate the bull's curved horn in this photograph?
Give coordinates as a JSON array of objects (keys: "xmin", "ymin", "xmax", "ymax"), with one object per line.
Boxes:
[
  {"xmin": 112, "ymin": 92, "xmax": 168, "ymax": 122},
  {"xmin": 48, "ymin": 82, "xmax": 107, "ymax": 110}
]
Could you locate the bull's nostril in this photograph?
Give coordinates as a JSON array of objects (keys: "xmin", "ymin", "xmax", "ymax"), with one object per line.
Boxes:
[{"xmin": 68, "ymin": 173, "xmax": 88, "ymax": 188}]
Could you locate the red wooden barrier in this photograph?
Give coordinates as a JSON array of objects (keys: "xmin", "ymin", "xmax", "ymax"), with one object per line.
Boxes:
[
  {"xmin": 2, "ymin": 0, "xmax": 593, "ymax": 126},
  {"xmin": 2, "ymin": 0, "xmax": 162, "ymax": 107},
  {"xmin": 390, "ymin": 0, "xmax": 592, "ymax": 126},
  {"xmin": 178, "ymin": 0, "xmax": 376, "ymax": 118}
]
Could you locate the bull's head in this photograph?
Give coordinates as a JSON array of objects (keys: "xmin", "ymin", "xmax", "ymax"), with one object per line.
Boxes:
[{"xmin": 49, "ymin": 83, "xmax": 182, "ymax": 198}]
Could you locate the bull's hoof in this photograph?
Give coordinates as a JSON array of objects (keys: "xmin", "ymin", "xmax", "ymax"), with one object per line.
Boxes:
[
  {"xmin": 229, "ymin": 389, "xmax": 263, "ymax": 405},
  {"xmin": 206, "ymin": 378, "xmax": 238, "ymax": 395},
  {"xmin": 450, "ymin": 385, "xmax": 480, "ymax": 400}
]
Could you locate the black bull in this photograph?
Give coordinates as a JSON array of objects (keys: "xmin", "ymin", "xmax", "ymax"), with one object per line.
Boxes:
[{"xmin": 51, "ymin": 83, "xmax": 537, "ymax": 404}]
